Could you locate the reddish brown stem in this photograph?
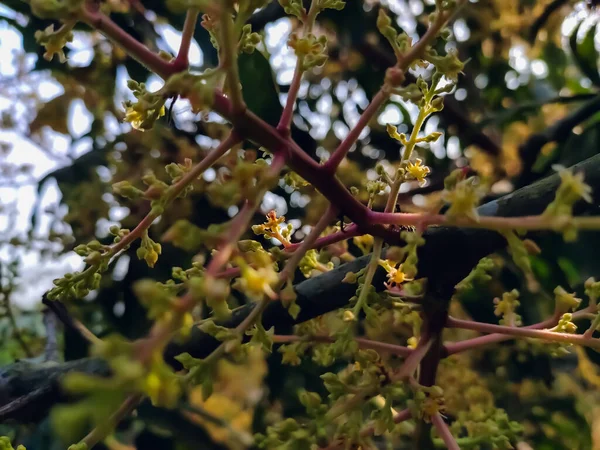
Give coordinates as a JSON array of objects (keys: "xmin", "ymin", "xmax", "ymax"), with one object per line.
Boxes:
[
  {"xmin": 446, "ymin": 316, "xmax": 600, "ymax": 350},
  {"xmin": 278, "ymin": 65, "xmax": 303, "ymax": 135},
  {"xmin": 444, "ymin": 314, "xmax": 560, "ymax": 355},
  {"xmin": 272, "ymin": 334, "xmax": 414, "ymax": 357},
  {"xmin": 392, "ymin": 333, "xmax": 433, "ymax": 381},
  {"xmin": 323, "ymin": 90, "xmax": 388, "ymax": 174},
  {"xmin": 80, "ymin": 7, "xmax": 174, "ymax": 76},
  {"xmin": 172, "ymin": 9, "xmax": 199, "ymax": 71},
  {"xmin": 431, "ymin": 413, "xmax": 460, "ymax": 450}
]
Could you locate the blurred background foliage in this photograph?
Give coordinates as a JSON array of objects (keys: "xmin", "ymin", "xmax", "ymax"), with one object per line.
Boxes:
[{"xmin": 2, "ymin": 0, "xmax": 600, "ymax": 448}]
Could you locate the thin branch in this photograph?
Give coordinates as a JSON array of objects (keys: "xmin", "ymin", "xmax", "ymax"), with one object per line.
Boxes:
[
  {"xmin": 272, "ymin": 334, "xmax": 414, "ymax": 357},
  {"xmin": 79, "ymin": 7, "xmax": 174, "ymax": 77},
  {"xmin": 369, "ymin": 210, "xmax": 600, "ymax": 233},
  {"xmin": 431, "ymin": 413, "xmax": 460, "ymax": 450},
  {"xmin": 110, "ymin": 132, "xmax": 240, "ymax": 260},
  {"xmin": 446, "ymin": 316, "xmax": 600, "ymax": 351},
  {"xmin": 277, "ymin": 0, "xmax": 319, "ymax": 134},
  {"xmin": 391, "ymin": 333, "xmax": 433, "ymax": 381},
  {"xmin": 42, "ymin": 294, "xmax": 102, "ymax": 345},
  {"xmin": 219, "ymin": 3, "xmax": 245, "ymax": 113},
  {"xmin": 79, "ymin": 394, "xmax": 143, "ymax": 449},
  {"xmin": 172, "ymin": 9, "xmax": 200, "ymax": 70},
  {"xmin": 323, "ymin": 89, "xmax": 389, "ymax": 173},
  {"xmin": 284, "ymin": 223, "xmax": 362, "ymax": 252},
  {"xmin": 518, "ymin": 95, "xmax": 600, "ymax": 186},
  {"xmin": 442, "ymin": 302, "xmax": 600, "ymax": 355},
  {"xmin": 323, "ymin": 1, "xmax": 464, "ymax": 173},
  {"xmin": 279, "ymin": 205, "xmax": 337, "ymax": 281},
  {"xmin": 528, "ymin": 0, "xmax": 569, "ymax": 43}
]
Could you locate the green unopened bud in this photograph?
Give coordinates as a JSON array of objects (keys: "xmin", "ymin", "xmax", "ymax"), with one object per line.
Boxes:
[{"xmin": 112, "ymin": 181, "xmax": 144, "ymax": 200}]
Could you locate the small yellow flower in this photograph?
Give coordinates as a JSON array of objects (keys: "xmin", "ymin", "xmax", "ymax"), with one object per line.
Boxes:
[
  {"xmin": 252, "ymin": 210, "xmax": 291, "ymax": 247},
  {"xmin": 383, "ymin": 261, "xmax": 413, "ymax": 288},
  {"xmin": 406, "ymin": 159, "xmax": 430, "ymax": 186},
  {"xmin": 239, "ymin": 265, "xmax": 279, "ymax": 300},
  {"xmin": 555, "ymin": 165, "xmax": 593, "ymax": 204}
]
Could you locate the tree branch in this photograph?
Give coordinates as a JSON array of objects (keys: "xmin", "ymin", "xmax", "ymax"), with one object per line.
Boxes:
[{"xmin": 3, "ymin": 153, "xmax": 600, "ymax": 423}]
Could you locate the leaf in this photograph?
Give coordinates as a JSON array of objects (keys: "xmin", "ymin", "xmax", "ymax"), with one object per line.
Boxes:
[
  {"xmin": 29, "ymin": 94, "xmax": 72, "ymax": 135},
  {"xmin": 569, "ymin": 21, "xmax": 600, "ymax": 87},
  {"xmin": 238, "ymin": 51, "xmax": 282, "ymax": 127}
]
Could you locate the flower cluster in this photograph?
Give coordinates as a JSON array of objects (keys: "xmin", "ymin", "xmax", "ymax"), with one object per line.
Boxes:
[{"xmin": 123, "ymin": 80, "xmax": 166, "ymax": 131}]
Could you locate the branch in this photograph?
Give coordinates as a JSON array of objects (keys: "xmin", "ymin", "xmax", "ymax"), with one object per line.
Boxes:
[
  {"xmin": 528, "ymin": 0, "xmax": 569, "ymax": 43},
  {"xmin": 4, "ymin": 154, "xmax": 600, "ymax": 422},
  {"xmin": 431, "ymin": 413, "xmax": 460, "ymax": 450},
  {"xmin": 518, "ymin": 95, "xmax": 600, "ymax": 186},
  {"xmin": 172, "ymin": 9, "xmax": 200, "ymax": 70},
  {"xmin": 272, "ymin": 334, "xmax": 413, "ymax": 357},
  {"xmin": 219, "ymin": 3, "xmax": 245, "ymax": 112},
  {"xmin": 446, "ymin": 316, "xmax": 600, "ymax": 350}
]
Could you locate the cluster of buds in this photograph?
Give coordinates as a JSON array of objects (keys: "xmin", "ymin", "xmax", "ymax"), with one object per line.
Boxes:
[
  {"xmin": 377, "ymin": 9, "xmax": 412, "ymax": 60},
  {"xmin": 298, "ymin": 249, "xmax": 334, "ymax": 278},
  {"xmin": 494, "ymin": 289, "xmax": 522, "ymax": 326},
  {"xmin": 239, "ymin": 24, "xmax": 261, "ymax": 54},
  {"xmin": 137, "ymin": 230, "xmax": 162, "ymax": 268}
]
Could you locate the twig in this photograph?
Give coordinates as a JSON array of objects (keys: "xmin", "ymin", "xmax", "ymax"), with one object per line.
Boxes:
[
  {"xmin": 219, "ymin": 2, "xmax": 245, "ymax": 113},
  {"xmin": 42, "ymin": 294, "xmax": 101, "ymax": 345},
  {"xmin": 446, "ymin": 316, "xmax": 600, "ymax": 350},
  {"xmin": 172, "ymin": 9, "xmax": 199, "ymax": 70},
  {"xmin": 79, "ymin": 394, "xmax": 143, "ymax": 449},
  {"xmin": 431, "ymin": 413, "xmax": 460, "ymax": 450},
  {"xmin": 277, "ymin": 0, "xmax": 319, "ymax": 134},
  {"xmin": 272, "ymin": 334, "xmax": 414, "ymax": 357},
  {"xmin": 391, "ymin": 333, "xmax": 433, "ymax": 381},
  {"xmin": 518, "ymin": 95, "xmax": 600, "ymax": 186},
  {"xmin": 529, "ymin": 0, "xmax": 569, "ymax": 43}
]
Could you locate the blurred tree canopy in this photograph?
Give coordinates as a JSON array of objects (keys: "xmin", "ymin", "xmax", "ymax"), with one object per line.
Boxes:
[{"xmin": 2, "ymin": 0, "xmax": 600, "ymax": 449}]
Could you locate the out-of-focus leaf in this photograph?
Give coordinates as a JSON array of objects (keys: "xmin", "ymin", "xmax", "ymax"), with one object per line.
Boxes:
[
  {"xmin": 569, "ymin": 21, "xmax": 600, "ymax": 87},
  {"xmin": 29, "ymin": 94, "xmax": 72, "ymax": 135},
  {"xmin": 238, "ymin": 51, "xmax": 281, "ymax": 127}
]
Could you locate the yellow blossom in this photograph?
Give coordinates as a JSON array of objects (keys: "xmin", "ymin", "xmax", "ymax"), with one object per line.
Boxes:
[
  {"xmin": 252, "ymin": 210, "xmax": 291, "ymax": 247},
  {"xmin": 238, "ymin": 265, "xmax": 279, "ymax": 300},
  {"xmin": 406, "ymin": 159, "xmax": 430, "ymax": 185},
  {"xmin": 381, "ymin": 260, "xmax": 413, "ymax": 288}
]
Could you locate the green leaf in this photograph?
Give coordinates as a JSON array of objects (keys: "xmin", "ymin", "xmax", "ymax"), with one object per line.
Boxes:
[
  {"xmin": 569, "ymin": 21, "xmax": 600, "ymax": 87},
  {"xmin": 238, "ymin": 51, "xmax": 282, "ymax": 127}
]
